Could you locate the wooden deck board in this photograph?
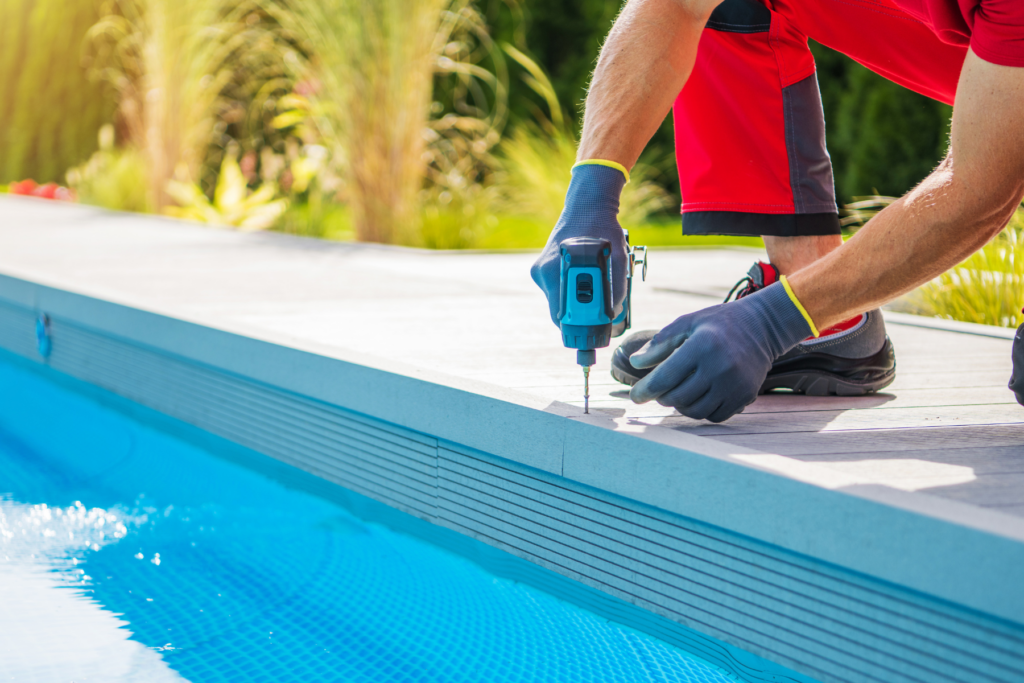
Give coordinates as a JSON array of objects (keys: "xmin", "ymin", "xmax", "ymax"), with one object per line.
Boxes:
[
  {"xmin": 1, "ymin": 197, "xmax": 1022, "ymax": 522},
  {"xmin": 714, "ymin": 424, "xmax": 1024, "ymax": 454}
]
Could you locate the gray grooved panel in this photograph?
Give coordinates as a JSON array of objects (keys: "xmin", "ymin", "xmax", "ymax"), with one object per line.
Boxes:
[
  {"xmin": 436, "ymin": 447, "xmax": 1024, "ymax": 683},
  {"xmin": 2, "ymin": 302, "xmax": 1023, "ymax": 683},
  {"xmin": 50, "ymin": 318, "xmax": 438, "ymax": 522}
]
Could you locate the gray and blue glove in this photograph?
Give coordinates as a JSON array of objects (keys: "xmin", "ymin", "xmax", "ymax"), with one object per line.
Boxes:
[
  {"xmin": 629, "ymin": 280, "xmax": 816, "ymax": 422},
  {"xmin": 530, "ymin": 162, "xmax": 630, "ymax": 326}
]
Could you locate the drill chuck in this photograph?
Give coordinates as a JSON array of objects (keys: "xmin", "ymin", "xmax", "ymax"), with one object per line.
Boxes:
[{"xmin": 576, "ymin": 349, "xmax": 596, "ymax": 367}]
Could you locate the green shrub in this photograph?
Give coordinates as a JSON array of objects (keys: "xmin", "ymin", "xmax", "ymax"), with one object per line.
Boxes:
[
  {"xmin": 903, "ymin": 208, "xmax": 1024, "ymax": 328},
  {"xmin": 66, "ymin": 125, "xmax": 151, "ymax": 212},
  {"xmin": 844, "ymin": 196, "xmax": 1024, "ymax": 328},
  {"xmin": 165, "ymin": 152, "xmax": 287, "ymax": 229}
]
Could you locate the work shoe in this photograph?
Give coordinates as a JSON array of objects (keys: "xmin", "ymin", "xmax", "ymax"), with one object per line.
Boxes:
[
  {"xmin": 1010, "ymin": 322, "xmax": 1024, "ymax": 406},
  {"xmin": 611, "ymin": 261, "xmax": 897, "ymax": 396}
]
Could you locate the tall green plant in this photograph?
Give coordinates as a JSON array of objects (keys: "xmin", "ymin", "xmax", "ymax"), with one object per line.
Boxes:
[
  {"xmin": 268, "ymin": 0, "xmax": 505, "ymax": 244},
  {"xmin": 87, "ymin": 0, "xmax": 270, "ymax": 210},
  {"xmin": 0, "ymin": 0, "xmax": 112, "ymax": 183},
  {"xmin": 497, "ymin": 46, "xmax": 670, "ymax": 227}
]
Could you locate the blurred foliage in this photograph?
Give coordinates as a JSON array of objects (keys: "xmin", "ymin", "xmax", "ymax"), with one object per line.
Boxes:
[
  {"xmin": 166, "ymin": 151, "xmax": 287, "ymax": 229},
  {"xmin": 3, "ymin": 0, "xmax": 961, "ymax": 247},
  {"xmin": 0, "ymin": 0, "xmax": 113, "ymax": 183},
  {"xmin": 811, "ymin": 41, "xmax": 952, "ymax": 202},
  {"xmin": 487, "ymin": 0, "xmax": 680, "ymax": 205},
  {"xmin": 487, "ymin": 0, "xmax": 616, "ymax": 124},
  {"xmin": 67, "ymin": 124, "xmax": 151, "ymax": 212},
  {"xmin": 906, "ymin": 208, "xmax": 1024, "ymax": 328},
  {"xmin": 840, "ymin": 196, "xmax": 1024, "ymax": 328},
  {"xmin": 267, "ymin": 0, "xmax": 508, "ymax": 244},
  {"xmin": 86, "ymin": 0, "xmax": 288, "ymax": 210}
]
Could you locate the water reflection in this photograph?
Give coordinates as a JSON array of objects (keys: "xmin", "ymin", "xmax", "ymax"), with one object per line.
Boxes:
[{"xmin": 0, "ymin": 496, "xmax": 187, "ymax": 682}]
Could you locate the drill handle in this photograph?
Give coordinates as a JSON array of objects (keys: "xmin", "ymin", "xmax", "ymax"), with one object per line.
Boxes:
[{"xmin": 556, "ymin": 237, "xmax": 614, "ymax": 325}]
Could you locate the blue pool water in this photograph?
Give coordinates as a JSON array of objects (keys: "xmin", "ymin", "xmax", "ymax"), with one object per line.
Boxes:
[{"xmin": 0, "ymin": 357, "xmax": 735, "ymax": 683}]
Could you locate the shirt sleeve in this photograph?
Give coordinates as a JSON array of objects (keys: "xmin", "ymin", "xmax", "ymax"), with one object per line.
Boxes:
[{"xmin": 971, "ymin": 0, "xmax": 1024, "ymax": 67}]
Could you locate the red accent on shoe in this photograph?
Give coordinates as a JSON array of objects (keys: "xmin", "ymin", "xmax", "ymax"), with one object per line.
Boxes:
[
  {"xmin": 806, "ymin": 314, "xmax": 864, "ymax": 342},
  {"xmin": 727, "ymin": 262, "xmax": 782, "ymax": 302}
]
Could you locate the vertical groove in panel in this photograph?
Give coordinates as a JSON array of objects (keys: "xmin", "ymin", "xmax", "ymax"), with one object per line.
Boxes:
[{"xmin": 1, "ymin": 301, "xmax": 1023, "ymax": 683}]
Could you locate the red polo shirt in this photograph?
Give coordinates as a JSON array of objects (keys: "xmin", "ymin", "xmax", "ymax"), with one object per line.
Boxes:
[{"xmin": 896, "ymin": 0, "xmax": 1024, "ymax": 66}]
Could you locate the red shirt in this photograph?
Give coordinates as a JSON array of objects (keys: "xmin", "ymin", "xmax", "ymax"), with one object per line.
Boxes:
[{"xmin": 895, "ymin": 0, "xmax": 1024, "ymax": 66}]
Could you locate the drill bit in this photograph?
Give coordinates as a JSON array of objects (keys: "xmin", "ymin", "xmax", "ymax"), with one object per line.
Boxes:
[{"xmin": 582, "ymin": 365, "xmax": 591, "ymax": 414}]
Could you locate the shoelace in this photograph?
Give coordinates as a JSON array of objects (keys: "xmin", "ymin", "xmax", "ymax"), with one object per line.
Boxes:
[{"xmin": 723, "ymin": 276, "xmax": 760, "ymax": 303}]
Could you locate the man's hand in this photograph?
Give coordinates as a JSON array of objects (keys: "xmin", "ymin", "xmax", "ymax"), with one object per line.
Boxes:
[
  {"xmin": 629, "ymin": 282, "xmax": 813, "ymax": 422},
  {"xmin": 530, "ymin": 163, "xmax": 629, "ymax": 326}
]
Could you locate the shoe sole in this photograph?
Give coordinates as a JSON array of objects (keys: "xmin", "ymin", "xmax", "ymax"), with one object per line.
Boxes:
[
  {"xmin": 610, "ymin": 363, "xmax": 642, "ymax": 387},
  {"xmin": 611, "ymin": 338, "xmax": 897, "ymax": 396},
  {"xmin": 612, "ymin": 362, "xmax": 897, "ymax": 396},
  {"xmin": 758, "ymin": 368, "xmax": 896, "ymax": 396},
  {"xmin": 762, "ymin": 336, "xmax": 897, "ymax": 396}
]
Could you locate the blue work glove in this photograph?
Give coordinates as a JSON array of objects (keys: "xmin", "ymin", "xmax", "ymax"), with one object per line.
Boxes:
[
  {"xmin": 629, "ymin": 281, "xmax": 815, "ymax": 422},
  {"xmin": 530, "ymin": 162, "xmax": 629, "ymax": 326},
  {"xmin": 1010, "ymin": 322, "xmax": 1024, "ymax": 406}
]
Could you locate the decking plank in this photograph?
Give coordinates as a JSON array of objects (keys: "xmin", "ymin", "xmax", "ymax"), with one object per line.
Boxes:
[
  {"xmin": 711, "ymin": 425, "xmax": 1024, "ymax": 455},
  {"xmin": 2, "ymin": 197, "xmax": 1023, "ymax": 523}
]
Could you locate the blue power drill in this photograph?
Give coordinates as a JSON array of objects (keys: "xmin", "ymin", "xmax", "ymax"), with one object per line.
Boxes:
[{"xmin": 558, "ymin": 231, "xmax": 647, "ymax": 413}]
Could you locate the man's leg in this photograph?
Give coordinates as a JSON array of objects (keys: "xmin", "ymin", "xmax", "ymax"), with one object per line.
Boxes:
[
  {"xmin": 673, "ymin": 0, "xmax": 843, "ymax": 263},
  {"xmin": 763, "ymin": 235, "xmax": 842, "ymax": 274},
  {"xmin": 674, "ymin": 0, "xmax": 966, "ymax": 273},
  {"xmin": 613, "ymin": 0, "xmax": 895, "ymax": 395}
]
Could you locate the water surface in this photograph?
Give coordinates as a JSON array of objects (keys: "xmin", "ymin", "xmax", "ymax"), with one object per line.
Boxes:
[{"xmin": 0, "ymin": 358, "xmax": 733, "ymax": 683}]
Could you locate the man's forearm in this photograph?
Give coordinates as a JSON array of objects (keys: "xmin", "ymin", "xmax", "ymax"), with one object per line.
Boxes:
[
  {"xmin": 788, "ymin": 50, "xmax": 1024, "ymax": 329},
  {"xmin": 576, "ymin": 0, "xmax": 716, "ymax": 169}
]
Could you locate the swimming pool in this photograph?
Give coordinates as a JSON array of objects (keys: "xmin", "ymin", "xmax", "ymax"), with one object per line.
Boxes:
[{"xmin": 0, "ymin": 356, "xmax": 736, "ymax": 683}]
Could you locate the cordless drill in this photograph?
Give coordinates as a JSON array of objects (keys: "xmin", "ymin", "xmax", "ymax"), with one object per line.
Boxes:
[{"xmin": 558, "ymin": 231, "xmax": 646, "ymax": 413}]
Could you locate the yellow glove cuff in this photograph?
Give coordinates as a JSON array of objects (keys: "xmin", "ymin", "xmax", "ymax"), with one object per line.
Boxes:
[
  {"xmin": 780, "ymin": 275, "xmax": 820, "ymax": 338},
  {"xmin": 572, "ymin": 159, "xmax": 630, "ymax": 183}
]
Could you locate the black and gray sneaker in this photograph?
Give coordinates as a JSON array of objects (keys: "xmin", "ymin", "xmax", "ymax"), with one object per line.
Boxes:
[{"xmin": 611, "ymin": 261, "xmax": 897, "ymax": 396}]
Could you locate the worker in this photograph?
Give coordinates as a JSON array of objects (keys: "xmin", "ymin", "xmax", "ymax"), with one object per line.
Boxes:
[{"xmin": 532, "ymin": 0, "xmax": 1024, "ymax": 422}]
